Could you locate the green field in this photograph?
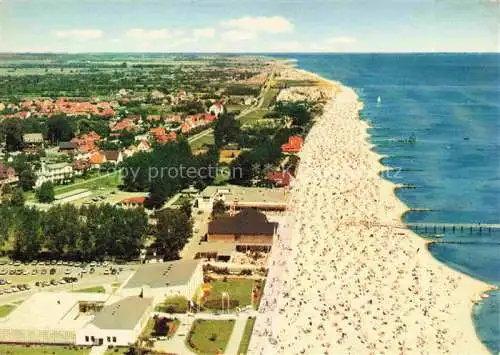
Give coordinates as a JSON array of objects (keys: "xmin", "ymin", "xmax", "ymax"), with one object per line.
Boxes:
[
  {"xmin": 186, "ymin": 319, "xmax": 235, "ymax": 355},
  {"xmin": 0, "ymin": 345, "xmax": 90, "ymax": 355},
  {"xmin": 0, "ymin": 304, "xmax": 15, "ymax": 317},
  {"xmin": 72, "ymin": 286, "xmax": 106, "ymax": 293},
  {"xmin": 238, "ymin": 108, "xmax": 268, "ymax": 125},
  {"xmin": 190, "ymin": 133, "xmax": 214, "ymax": 150},
  {"xmin": 54, "ymin": 171, "xmax": 121, "ymax": 195},
  {"xmin": 237, "ymin": 317, "xmax": 256, "ymax": 355},
  {"xmin": 261, "ymin": 88, "xmax": 279, "ymax": 108},
  {"xmin": 202, "ymin": 279, "xmax": 256, "ymax": 310}
]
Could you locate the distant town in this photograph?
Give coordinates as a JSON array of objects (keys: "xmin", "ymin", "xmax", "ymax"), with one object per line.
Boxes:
[{"xmin": 0, "ymin": 53, "xmax": 329, "ymax": 355}]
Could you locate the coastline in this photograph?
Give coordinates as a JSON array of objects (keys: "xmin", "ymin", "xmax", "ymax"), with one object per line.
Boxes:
[{"xmin": 249, "ymin": 67, "xmax": 493, "ymax": 354}]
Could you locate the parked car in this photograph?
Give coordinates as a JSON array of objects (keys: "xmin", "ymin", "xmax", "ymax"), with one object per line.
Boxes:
[
  {"xmin": 41, "ymin": 269, "xmax": 47, "ymax": 275},
  {"xmin": 49, "ymin": 268, "xmax": 56, "ymax": 275},
  {"xmin": 32, "ymin": 269, "xmax": 38, "ymax": 275},
  {"xmin": 65, "ymin": 269, "xmax": 71, "ymax": 275}
]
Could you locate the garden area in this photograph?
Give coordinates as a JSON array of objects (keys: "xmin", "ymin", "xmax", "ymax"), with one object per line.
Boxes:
[
  {"xmin": 141, "ymin": 316, "xmax": 180, "ymax": 339},
  {"xmin": 186, "ymin": 319, "xmax": 235, "ymax": 355},
  {"xmin": 197, "ymin": 278, "xmax": 263, "ymax": 311},
  {"xmin": 155, "ymin": 295, "xmax": 189, "ymax": 313}
]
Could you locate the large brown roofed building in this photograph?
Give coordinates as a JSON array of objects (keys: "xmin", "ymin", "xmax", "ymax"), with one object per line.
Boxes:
[{"xmin": 207, "ymin": 209, "xmax": 277, "ymax": 249}]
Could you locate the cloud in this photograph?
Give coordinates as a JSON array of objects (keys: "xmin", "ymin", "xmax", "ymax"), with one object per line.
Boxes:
[
  {"xmin": 193, "ymin": 27, "xmax": 216, "ymax": 39},
  {"xmin": 325, "ymin": 36, "xmax": 357, "ymax": 44},
  {"xmin": 53, "ymin": 29, "xmax": 103, "ymax": 40},
  {"xmin": 125, "ymin": 28, "xmax": 184, "ymax": 40},
  {"xmin": 221, "ymin": 16, "xmax": 293, "ymax": 33},
  {"xmin": 220, "ymin": 30, "xmax": 256, "ymax": 42}
]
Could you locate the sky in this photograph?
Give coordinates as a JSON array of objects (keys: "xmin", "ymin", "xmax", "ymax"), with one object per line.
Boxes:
[{"xmin": 0, "ymin": 0, "xmax": 498, "ymax": 53}]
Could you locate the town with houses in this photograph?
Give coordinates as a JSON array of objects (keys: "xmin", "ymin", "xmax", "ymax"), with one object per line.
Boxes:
[{"xmin": 0, "ymin": 53, "xmax": 327, "ymax": 355}]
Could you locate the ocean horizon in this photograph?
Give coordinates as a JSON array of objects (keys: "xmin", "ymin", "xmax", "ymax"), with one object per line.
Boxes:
[{"xmin": 276, "ymin": 53, "xmax": 500, "ymax": 354}]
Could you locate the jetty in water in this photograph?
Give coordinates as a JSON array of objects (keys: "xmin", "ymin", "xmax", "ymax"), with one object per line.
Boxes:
[{"xmin": 407, "ymin": 222, "xmax": 500, "ymax": 234}]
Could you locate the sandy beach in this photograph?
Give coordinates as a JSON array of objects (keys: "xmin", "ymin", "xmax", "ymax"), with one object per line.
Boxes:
[{"xmin": 249, "ymin": 70, "xmax": 493, "ymax": 354}]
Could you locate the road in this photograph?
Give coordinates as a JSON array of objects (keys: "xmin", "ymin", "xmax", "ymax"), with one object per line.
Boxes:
[{"xmin": 0, "ymin": 270, "xmax": 133, "ymax": 305}]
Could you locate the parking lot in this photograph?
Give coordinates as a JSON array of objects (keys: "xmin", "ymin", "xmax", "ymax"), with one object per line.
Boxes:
[{"xmin": 0, "ymin": 260, "xmax": 133, "ymax": 295}]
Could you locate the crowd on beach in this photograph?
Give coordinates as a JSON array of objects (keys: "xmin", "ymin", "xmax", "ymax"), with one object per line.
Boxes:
[{"xmin": 248, "ymin": 74, "xmax": 490, "ymax": 354}]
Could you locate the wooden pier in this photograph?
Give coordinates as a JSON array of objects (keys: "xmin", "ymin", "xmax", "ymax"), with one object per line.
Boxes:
[{"xmin": 406, "ymin": 223, "xmax": 500, "ymax": 234}]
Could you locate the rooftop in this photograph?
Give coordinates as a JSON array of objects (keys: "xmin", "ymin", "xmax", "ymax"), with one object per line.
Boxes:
[
  {"xmin": 200, "ymin": 185, "xmax": 286, "ymax": 205},
  {"xmin": 208, "ymin": 208, "xmax": 278, "ymax": 236},
  {"xmin": 122, "ymin": 259, "xmax": 201, "ymax": 289},
  {"xmin": 90, "ymin": 296, "xmax": 153, "ymax": 330},
  {"xmin": 0, "ymin": 292, "xmax": 108, "ymax": 330}
]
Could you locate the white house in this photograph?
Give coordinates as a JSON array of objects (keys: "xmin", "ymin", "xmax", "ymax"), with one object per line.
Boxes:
[
  {"xmin": 35, "ymin": 162, "xmax": 74, "ymax": 188},
  {"xmin": 117, "ymin": 260, "xmax": 203, "ymax": 305},
  {"xmin": 76, "ymin": 296, "xmax": 153, "ymax": 347},
  {"xmin": 208, "ymin": 102, "xmax": 224, "ymax": 117}
]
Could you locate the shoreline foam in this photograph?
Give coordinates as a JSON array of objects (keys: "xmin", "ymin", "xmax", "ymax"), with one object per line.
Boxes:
[{"xmin": 249, "ymin": 69, "xmax": 493, "ymax": 354}]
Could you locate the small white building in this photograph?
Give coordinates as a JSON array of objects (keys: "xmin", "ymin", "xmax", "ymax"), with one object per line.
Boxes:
[
  {"xmin": 35, "ymin": 162, "xmax": 74, "ymax": 188},
  {"xmin": 76, "ymin": 296, "xmax": 153, "ymax": 347},
  {"xmin": 208, "ymin": 102, "xmax": 224, "ymax": 117},
  {"xmin": 118, "ymin": 259, "xmax": 203, "ymax": 304}
]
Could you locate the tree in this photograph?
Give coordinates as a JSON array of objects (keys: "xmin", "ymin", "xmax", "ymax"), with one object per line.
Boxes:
[
  {"xmin": 179, "ymin": 199, "xmax": 192, "ymax": 219},
  {"xmin": 1, "ymin": 118, "xmax": 24, "ymax": 151},
  {"xmin": 10, "ymin": 188, "xmax": 25, "ymax": 206},
  {"xmin": 47, "ymin": 115, "xmax": 74, "ymax": 143},
  {"xmin": 213, "ymin": 113, "xmax": 240, "ymax": 147},
  {"xmin": 211, "ymin": 200, "xmax": 226, "ymax": 219},
  {"xmin": 156, "ymin": 208, "xmax": 192, "ymax": 260},
  {"xmin": 18, "ymin": 168, "xmax": 36, "ymax": 191},
  {"xmin": 36, "ymin": 181, "xmax": 55, "ymax": 203}
]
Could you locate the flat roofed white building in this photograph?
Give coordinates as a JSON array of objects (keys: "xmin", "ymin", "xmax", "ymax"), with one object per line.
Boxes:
[
  {"xmin": 198, "ymin": 185, "xmax": 286, "ymax": 212},
  {"xmin": 0, "ymin": 292, "xmax": 108, "ymax": 344},
  {"xmin": 118, "ymin": 259, "xmax": 203, "ymax": 304}
]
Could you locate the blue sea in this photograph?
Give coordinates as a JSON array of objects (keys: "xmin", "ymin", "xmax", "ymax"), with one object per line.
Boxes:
[{"xmin": 275, "ymin": 53, "xmax": 500, "ymax": 353}]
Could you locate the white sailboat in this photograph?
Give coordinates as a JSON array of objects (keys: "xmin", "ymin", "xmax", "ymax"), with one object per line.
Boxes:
[{"xmin": 377, "ymin": 96, "xmax": 382, "ymax": 104}]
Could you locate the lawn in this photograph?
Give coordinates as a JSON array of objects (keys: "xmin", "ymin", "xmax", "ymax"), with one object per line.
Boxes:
[
  {"xmin": 0, "ymin": 304, "xmax": 15, "ymax": 317},
  {"xmin": 237, "ymin": 317, "xmax": 256, "ymax": 355},
  {"xmin": 72, "ymin": 286, "xmax": 106, "ymax": 293},
  {"xmin": 54, "ymin": 171, "xmax": 121, "ymax": 195},
  {"xmin": 189, "ymin": 133, "xmax": 214, "ymax": 150},
  {"xmin": 261, "ymin": 88, "xmax": 279, "ymax": 108},
  {"xmin": 0, "ymin": 345, "xmax": 90, "ymax": 355},
  {"xmin": 202, "ymin": 279, "xmax": 256, "ymax": 310},
  {"xmin": 25, "ymin": 171, "xmax": 121, "ymax": 202},
  {"xmin": 239, "ymin": 109, "xmax": 268, "ymax": 125},
  {"xmin": 156, "ymin": 295, "xmax": 189, "ymax": 313},
  {"xmin": 186, "ymin": 319, "xmax": 235, "ymax": 355},
  {"xmin": 103, "ymin": 348, "xmax": 129, "ymax": 355}
]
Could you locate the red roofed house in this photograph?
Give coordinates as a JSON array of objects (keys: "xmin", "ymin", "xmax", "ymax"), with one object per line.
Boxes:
[
  {"xmin": 266, "ymin": 170, "xmax": 293, "ymax": 187},
  {"xmin": 119, "ymin": 196, "xmax": 146, "ymax": 208},
  {"xmin": 71, "ymin": 131, "xmax": 102, "ymax": 153},
  {"xmin": 281, "ymin": 136, "xmax": 304, "ymax": 153},
  {"xmin": 149, "ymin": 128, "xmax": 177, "ymax": 144},
  {"xmin": 0, "ymin": 163, "xmax": 19, "ymax": 185},
  {"xmin": 89, "ymin": 151, "xmax": 106, "ymax": 169},
  {"xmin": 111, "ymin": 119, "xmax": 136, "ymax": 132}
]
